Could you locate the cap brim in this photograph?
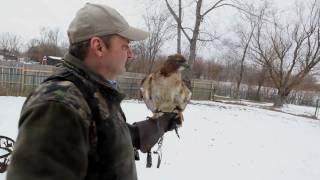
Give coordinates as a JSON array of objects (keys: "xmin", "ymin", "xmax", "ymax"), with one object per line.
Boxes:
[{"xmin": 118, "ymin": 26, "xmax": 149, "ymax": 41}]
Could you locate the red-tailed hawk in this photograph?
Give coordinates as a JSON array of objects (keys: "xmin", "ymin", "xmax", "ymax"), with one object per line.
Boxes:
[{"xmin": 140, "ymin": 54, "xmax": 192, "ymax": 127}]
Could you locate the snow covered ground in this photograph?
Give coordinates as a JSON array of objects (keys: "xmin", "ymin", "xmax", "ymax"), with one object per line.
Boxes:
[
  {"xmin": 1, "ymin": 96, "xmax": 320, "ymax": 180},
  {"xmin": 219, "ymin": 99, "xmax": 319, "ymax": 118}
]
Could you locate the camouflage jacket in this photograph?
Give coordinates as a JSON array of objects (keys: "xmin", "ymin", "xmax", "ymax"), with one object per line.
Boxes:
[{"xmin": 7, "ymin": 53, "xmax": 139, "ymax": 180}]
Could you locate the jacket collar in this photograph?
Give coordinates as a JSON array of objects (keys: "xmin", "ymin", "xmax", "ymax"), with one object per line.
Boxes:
[{"xmin": 63, "ymin": 53, "xmax": 126, "ymax": 102}]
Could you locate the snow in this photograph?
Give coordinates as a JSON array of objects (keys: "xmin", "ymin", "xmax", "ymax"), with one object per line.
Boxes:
[
  {"xmin": 0, "ymin": 97, "xmax": 25, "ymax": 140},
  {"xmin": 219, "ymin": 99, "xmax": 319, "ymax": 119},
  {"xmin": 280, "ymin": 104, "xmax": 318, "ymax": 118},
  {"xmin": 0, "ymin": 149, "xmax": 8, "ymax": 156},
  {"xmin": 1, "ymin": 97, "xmax": 320, "ymax": 180},
  {"xmin": 47, "ymin": 56, "xmax": 63, "ymax": 60}
]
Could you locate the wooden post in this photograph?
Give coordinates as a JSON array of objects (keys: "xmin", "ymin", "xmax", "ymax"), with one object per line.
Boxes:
[
  {"xmin": 210, "ymin": 81, "xmax": 214, "ymax": 101},
  {"xmin": 314, "ymin": 99, "xmax": 319, "ymax": 118},
  {"xmin": 0, "ymin": 67, "xmax": 3, "ymax": 90},
  {"xmin": 20, "ymin": 66, "xmax": 25, "ymax": 95},
  {"xmin": 8, "ymin": 67, "xmax": 11, "ymax": 96},
  {"xmin": 130, "ymin": 78, "xmax": 133, "ymax": 99}
]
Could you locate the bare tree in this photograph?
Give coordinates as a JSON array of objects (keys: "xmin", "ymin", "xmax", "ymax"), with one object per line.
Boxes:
[
  {"xmin": 230, "ymin": 22, "xmax": 256, "ymax": 98},
  {"xmin": 232, "ymin": 3, "xmax": 270, "ymax": 99},
  {"xmin": 39, "ymin": 28, "xmax": 54, "ymax": 44},
  {"xmin": 164, "ymin": 0, "xmax": 261, "ymax": 88},
  {"xmin": 252, "ymin": 0, "xmax": 320, "ymax": 107},
  {"xmin": 39, "ymin": 27, "xmax": 62, "ymax": 56},
  {"xmin": 164, "ymin": 0, "xmax": 257, "ymax": 64},
  {"xmin": 205, "ymin": 59, "xmax": 224, "ymax": 80},
  {"xmin": 132, "ymin": 10, "xmax": 173, "ymax": 73},
  {"xmin": 219, "ymin": 52, "xmax": 239, "ymax": 82},
  {"xmin": 0, "ymin": 32, "xmax": 22, "ymax": 60},
  {"xmin": 254, "ymin": 63, "xmax": 269, "ymax": 100},
  {"xmin": 170, "ymin": 0, "xmax": 182, "ymax": 54},
  {"xmin": 26, "ymin": 27, "xmax": 63, "ymax": 62},
  {"xmin": 166, "ymin": 0, "xmax": 218, "ymax": 64}
]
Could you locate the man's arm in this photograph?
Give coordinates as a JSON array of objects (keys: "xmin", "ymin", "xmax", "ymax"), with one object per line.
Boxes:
[{"xmin": 7, "ymin": 101, "xmax": 90, "ymax": 180}]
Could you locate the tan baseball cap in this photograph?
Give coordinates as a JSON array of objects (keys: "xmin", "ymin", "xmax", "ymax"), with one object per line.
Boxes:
[{"xmin": 67, "ymin": 3, "xmax": 149, "ymax": 44}]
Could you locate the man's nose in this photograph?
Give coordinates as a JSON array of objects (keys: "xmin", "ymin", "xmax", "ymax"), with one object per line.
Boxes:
[{"xmin": 127, "ymin": 47, "xmax": 134, "ymax": 60}]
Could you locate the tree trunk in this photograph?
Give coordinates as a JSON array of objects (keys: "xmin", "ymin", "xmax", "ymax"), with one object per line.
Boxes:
[
  {"xmin": 184, "ymin": 0, "xmax": 203, "ymax": 81},
  {"xmin": 274, "ymin": 94, "xmax": 287, "ymax": 107},
  {"xmin": 255, "ymin": 66, "xmax": 267, "ymax": 101},
  {"xmin": 188, "ymin": 0, "xmax": 202, "ymax": 65},
  {"xmin": 234, "ymin": 62, "xmax": 244, "ymax": 99},
  {"xmin": 189, "ymin": 39, "xmax": 197, "ymax": 64},
  {"xmin": 148, "ymin": 59, "xmax": 155, "ymax": 73},
  {"xmin": 273, "ymin": 88, "xmax": 290, "ymax": 107},
  {"xmin": 255, "ymin": 84, "xmax": 262, "ymax": 101},
  {"xmin": 177, "ymin": 0, "xmax": 182, "ymax": 54}
]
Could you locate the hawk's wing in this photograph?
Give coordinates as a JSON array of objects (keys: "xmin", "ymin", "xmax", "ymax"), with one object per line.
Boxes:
[
  {"xmin": 174, "ymin": 80, "xmax": 192, "ymax": 111},
  {"xmin": 140, "ymin": 74, "xmax": 157, "ymax": 113}
]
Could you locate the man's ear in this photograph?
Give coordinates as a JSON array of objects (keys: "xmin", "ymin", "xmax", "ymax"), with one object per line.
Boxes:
[{"xmin": 90, "ymin": 37, "xmax": 103, "ymax": 57}]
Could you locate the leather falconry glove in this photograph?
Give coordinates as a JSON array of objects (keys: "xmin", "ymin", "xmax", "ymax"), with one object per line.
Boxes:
[{"xmin": 133, "ymin": 112, "xmax": 178, "ymax": 153}]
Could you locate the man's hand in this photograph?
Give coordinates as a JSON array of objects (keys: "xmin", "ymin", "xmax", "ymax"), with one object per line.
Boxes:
[
  {"xmin": 151, "ymin": 112, "xmax": 179, "ymax": 132},
  {"xmin": 133, "ymin": 112, "xmax": 179, "ymax": 153}
]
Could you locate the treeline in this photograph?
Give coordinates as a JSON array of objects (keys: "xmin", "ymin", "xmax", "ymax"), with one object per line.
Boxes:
[
  {"xmin": 1, "ymin": 0, "xmax": 320, "ymax": 107},
  {"xmin": 126, "ymin": 53, "xmax": 320, "ymax": 93},
  {"xmin": 0, "ymin": 27, "xmax": 68, "ymax": 62}
]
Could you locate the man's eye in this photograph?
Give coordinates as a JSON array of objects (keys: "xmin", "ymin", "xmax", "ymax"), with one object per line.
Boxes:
[{"xmin": 122, "ymin": 45, "xmax": 129, "ymax": 50}]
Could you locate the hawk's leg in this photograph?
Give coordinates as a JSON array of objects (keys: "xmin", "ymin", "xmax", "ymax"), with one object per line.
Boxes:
[
  {"xmin": 173, "ymin": 111, "xmax": 183, "ymax": 138},
  {"xmin": 152, "ymin": 109, "xmax": 163, "ymax": 119},
  {"xmin": 173, "ymin": 109, "xmax": 184, "ymax": 126}
]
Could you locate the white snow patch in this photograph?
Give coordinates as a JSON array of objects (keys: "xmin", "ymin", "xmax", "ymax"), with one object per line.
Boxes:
[
  {"xmin": 48, "ymin": 56, "xmax": 63, "ymax": 60},
  {"xmin": 0, "ymin": 149, "xmax": 8, "ymax": 156},
  {"xmin": 0, "ymin": 97, "xmax": 320, "ymax": 180}
]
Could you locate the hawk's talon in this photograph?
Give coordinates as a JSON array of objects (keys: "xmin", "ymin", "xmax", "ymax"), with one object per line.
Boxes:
[{"xmin": 175, "ymin": 127, "xmax": 180, "ymax": 139}]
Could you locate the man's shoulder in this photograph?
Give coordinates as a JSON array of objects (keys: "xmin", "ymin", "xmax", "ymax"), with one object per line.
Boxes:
[{"xmin": 23, "ymin": 79, "xmax": 91, "ymax": 118}]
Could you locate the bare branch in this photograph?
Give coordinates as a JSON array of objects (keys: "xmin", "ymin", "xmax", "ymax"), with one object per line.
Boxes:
[
  {"xmin": 201, "ymin": 0, "xmax": 226, "ymax": 17},
  {"xmin": 165, "ymin": 0, "xmax": 191, "ymax": 41}
]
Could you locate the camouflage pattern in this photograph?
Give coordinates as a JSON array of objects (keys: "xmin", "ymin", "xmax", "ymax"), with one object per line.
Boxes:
[{"xmin": 7, "ymin": 53, "xmax": 138, "ymax": 180}]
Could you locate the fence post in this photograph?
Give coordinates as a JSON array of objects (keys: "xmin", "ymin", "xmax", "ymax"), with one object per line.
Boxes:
[
  {"xmin": 314, "ymin": 99, "xmax": 319, "ymax": 118},
  {"xmin": 9, "ymin": 67, "xmax": 12, "ymax": 96},
  {"xmin": 32, "ymin": 73, "xmax": 35, "ymax": 89},
  {"xmin": 130, "ymin": 78, "xmax": 133, "ymax": 99},
  {"xmin": 0, "ymin": 67, "xmax": 3, "ymax": 91},
  {"xmin": 210, "ymin": 81, "xmax": 215, "ymax": 101},
  {"xmin": 20, "ymin": 65, "xmax": 25, "ymax": 95}
]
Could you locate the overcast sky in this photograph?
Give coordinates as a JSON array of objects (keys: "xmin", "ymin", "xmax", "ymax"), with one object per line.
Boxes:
[
  {"xmin": 0, "ymin": 0, "xmax": 298, "ymax": 56},
  {"xmin": 0, "ymin": 0, "xmax": 146, "ymax": 40}
]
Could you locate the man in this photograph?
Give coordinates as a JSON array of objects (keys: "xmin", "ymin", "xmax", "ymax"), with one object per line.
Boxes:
[{"xmin": 7, "ymin": 3, "xmax": 178, "ymax": 180}]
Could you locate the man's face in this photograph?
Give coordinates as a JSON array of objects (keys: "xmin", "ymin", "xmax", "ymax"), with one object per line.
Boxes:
[{"xmin": 100, "ymin": 35, "xmax": 133, "ymax": 79}]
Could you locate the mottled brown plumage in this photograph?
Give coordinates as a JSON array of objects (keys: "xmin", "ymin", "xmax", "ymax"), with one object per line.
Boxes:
[{"xmin": 140, "ymin": 54, "xmax": 192, "ymax": 125}]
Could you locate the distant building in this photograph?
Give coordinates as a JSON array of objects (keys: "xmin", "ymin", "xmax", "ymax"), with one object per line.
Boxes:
[{"xmin": 41, "ymin": 56, "xmax": 63, "ymax": 66}]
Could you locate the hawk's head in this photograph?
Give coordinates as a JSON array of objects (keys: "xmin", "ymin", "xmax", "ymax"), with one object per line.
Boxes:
[{"xmin": 160, "ymin": 54, "xmax": 190, "ymax": 76}]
